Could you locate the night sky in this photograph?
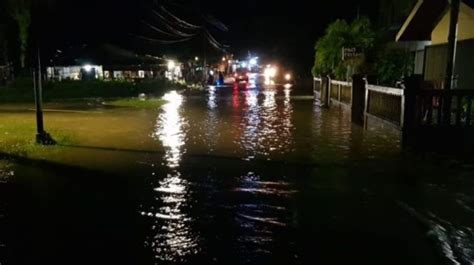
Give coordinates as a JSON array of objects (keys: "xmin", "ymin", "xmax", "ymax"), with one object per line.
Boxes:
[{"xmin": 23, "ymin": 0, "xmax": 380, "ymax": 73}]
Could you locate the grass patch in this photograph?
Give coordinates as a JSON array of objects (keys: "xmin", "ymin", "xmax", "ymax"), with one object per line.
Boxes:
[
  {"xmin": 0, "ymin": 120, "xmax": 75, "ymax": 159},
  {"xmin": 106, "ymin": 98, "xmax": 166, "ymax": 109}
]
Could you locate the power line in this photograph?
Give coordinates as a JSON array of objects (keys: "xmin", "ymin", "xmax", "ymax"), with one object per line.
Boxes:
[
  {"xmin": 141, "ymin": 20, "xmax": 180, "ymax": 38},
  {"xmin": 152, "ymin": 10, "xmax": 197, "ymax": 37},
  {"xmin": 159, "ymin": 6, "xmax": 202, "ymax": 30},
  {"xmin": 131, "ymin": 34, "xmax": 194, "ymax": 44}
]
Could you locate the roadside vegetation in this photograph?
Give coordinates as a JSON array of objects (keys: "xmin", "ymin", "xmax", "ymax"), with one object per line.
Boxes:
[
  {"xmin": 0, "ymin": 78, "xmax": 173, "ymax": 159},
  {"xmin": 0, "ymin": 78, "xmax": 185, "ymax": 103},
  {"xmin": 312, "ymin": 17, "xmax": 413, "ymax": 86},
  {"xmin": 0, "ymin": 117, "xmax": 74, "ymax": 158},
  {"xmin": 105, "ymin": 98, "xmax": 166, "ymax": 109}
]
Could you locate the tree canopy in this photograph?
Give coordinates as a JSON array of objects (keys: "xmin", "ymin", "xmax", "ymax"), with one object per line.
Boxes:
[
  {"xmin": 312, "ymin": 17, "xmax": 375, "ymax": 80},
  {"xmin": 312, "ymin": 16, "xmax": 414, "ymax": 86}
]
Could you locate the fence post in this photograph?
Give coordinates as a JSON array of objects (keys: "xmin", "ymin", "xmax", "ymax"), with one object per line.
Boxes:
[
  {"xmin": 321, "ymin": 76, "xmax": 330, "ymax": 108},
  {"xmin": 313, "ymin": 77, "xmax": 317, "ymax": 94},
  {"xmin": 338, "ymin": 84, "xmax": 342, "ymax": 102},
  {"xmin": 351, "ymin": 74, "xmax": 365, "ymax": 125},
  {"xmin": 402, "ymin": 75, "xmax": 422, "ymax": 148}
]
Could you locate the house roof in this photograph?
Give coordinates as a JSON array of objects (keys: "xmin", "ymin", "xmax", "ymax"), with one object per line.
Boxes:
[
  {"xmin": 51, "ymin": 44, "xmax": 163, "ymax": 66},
  {"xmin": 396, "ymin": 0, "xmax": 474, "ymax": 41}
]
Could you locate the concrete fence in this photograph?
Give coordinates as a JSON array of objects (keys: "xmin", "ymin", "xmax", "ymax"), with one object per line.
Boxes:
[
  {"xmin": 314, "ymin": 75, "xmax": 474, "ymax": 152},
  {"xmin": 313, "ymin": 76, "xmax": 405, "ymax": 128},
  {"xmin": 365, "ymin": 84, "xmax": 405, "ymax": 128}
]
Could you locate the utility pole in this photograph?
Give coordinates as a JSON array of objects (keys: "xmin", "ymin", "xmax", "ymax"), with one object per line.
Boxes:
[
  {"xmin": 444, "ymin": 0, "xmax": 460, "ymax": 124},
  {"xmin": 445, "ymin": 0, "xmax": 460, "ymax": 90},
  {"xmin": 33, "ymin": 47, "xmax": 55, "ymax": 145}
]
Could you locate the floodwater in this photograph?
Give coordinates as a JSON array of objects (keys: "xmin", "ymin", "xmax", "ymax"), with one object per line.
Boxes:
[{"xmin": 0, "ymin": 84, "xmax": 473, "ymax": 265}]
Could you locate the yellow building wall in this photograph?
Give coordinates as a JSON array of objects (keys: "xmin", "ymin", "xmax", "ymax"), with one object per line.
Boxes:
[{"xmin": 431, "ymin": 3, "xmax": 474, "ymax": 45}]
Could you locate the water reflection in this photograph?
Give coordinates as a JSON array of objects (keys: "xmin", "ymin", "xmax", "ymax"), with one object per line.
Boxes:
[
  {"xmin": 154, "ymin": 91, "xmax": 186, "ymax": 168},
  {"xmin": 237, "ymin": 88, "xmax": 294, "ymax": 159},
  {"xmin": 233, "ymin": 171, "xmax": 296, "ymax": 260},
  {"xmin": 204, "ymin": 86, "xmax": 219, "ymax": 152},
  {"xmin": 144, "ymin": 91, "xmax": 198, "ymax": 262},
  {"xmin": 0, "ymin": 160, "xmax": 14, "ymax": 184},
  {"xmin": 0, "ymin": 160, "xmax": 13, "ymax": 263},
  {"xmin": 141, "ymin": 172, "xmax": 199, "ymax": 262},
  {"xmin": 207, "ymin": 86, "xmax": 217, "ymax": 110}
]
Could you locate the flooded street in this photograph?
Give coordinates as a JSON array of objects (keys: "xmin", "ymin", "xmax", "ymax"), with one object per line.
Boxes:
[{"xmin": 0, "ymin": 85, "xmax": 473, "ymax": 265}]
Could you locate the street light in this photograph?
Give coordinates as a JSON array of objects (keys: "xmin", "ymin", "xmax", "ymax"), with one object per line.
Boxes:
[
  {"xmin": 195, "ymin": 56, "xmax": 199, "ymax": 61},
  {"xmin": 167, "ymin": 60, "xmax": 176, "ymax": 70},
  {"xmin": 285, "ymin": 73, "xmax": 292, "ymax": 81},
  {"xmin": 83, "ymin": 64, "xmax": 93, "ymax": 72},
  {"xmin": 222, "ymin": 57, "xmax": 226, "ymax": 62}
]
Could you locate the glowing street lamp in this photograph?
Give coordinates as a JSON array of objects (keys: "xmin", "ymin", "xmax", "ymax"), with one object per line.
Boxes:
[
  {"xmin": 167, "ymin": 60, "xmax": 176, "ymax": 70},
  {"xmin": 285, "ymin": 73, "xmax": 292, "ymax": 81},
  {"xmin": 83, "ymin": 64, "xmax": 93, "ymax": 72},
  {"xmin": 195, "ymin": 56, "xmax": 199, "ymax": 61}
]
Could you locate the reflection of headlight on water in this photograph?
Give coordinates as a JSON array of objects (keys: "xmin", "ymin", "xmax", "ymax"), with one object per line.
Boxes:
[
  {"xmin": 264, "ymin": 78, "xmax": 275, "ymax": 86},
  {"xmin": 156, "ymin": 91, "xmax": 185, "ymax": 169},
  {"xmin": 162, "ymin": 91, "xmax": 183, "ymax": 106},
  {"xmin": 246, "ymin": 90, "xmax": 258, "ymax": 107}
]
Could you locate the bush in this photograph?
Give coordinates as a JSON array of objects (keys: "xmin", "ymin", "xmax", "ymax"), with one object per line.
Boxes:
[
  {"xmin": 0, "ymin": 78, "xmax": 186, "ymax": 102},
  {"xmin": 374, "ymin": 46, "xmax": 413, "ymax": 86}
]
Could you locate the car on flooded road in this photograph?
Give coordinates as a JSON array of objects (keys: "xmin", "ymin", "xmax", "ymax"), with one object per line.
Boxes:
[{"xmin": 233, "ymin": 70, "xmax": 249, "ymax": 83}]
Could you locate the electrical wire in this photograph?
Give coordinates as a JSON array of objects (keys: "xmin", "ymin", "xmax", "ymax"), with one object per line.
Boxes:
[
  {"xmin": 141, "ymin": 20, "xmax": 179, "ymax": 37},
  {"xmin": 152, "ymin": 10, "xmax": 197, "ymax": 37},
  {"xmin": 131, "ymin": 34, "xmax": 194, "ymax": 44},
  {"xmin": 159, "ymin": 5, "xmax": 202, "ymax": 30}
]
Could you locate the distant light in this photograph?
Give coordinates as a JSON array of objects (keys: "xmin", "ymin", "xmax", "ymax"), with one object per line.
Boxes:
[
  {"xmin": 222, "ymin": 57, "xmax": 226, "ymax": 61},
  {"xmin": 83, "ymin": 64, "xmax": 93, "ymax": 72},
  {"xmin": 195, "ymin": 56, "xmax": 199, "ymax": 61},
  {"xmin": 284, "ymin": 83, "xmax": 292, "ymax": 89},
  {"xmin": 228, "ymin": 60, "xmax": 232, "ymax": 64},
  {"xmin": 241, "ymin": 62, "xmax": 247, "ymax": 68},
  {"xmin": 167, "ymin": 60, "xmax": 176, "ymax": 70},
  {"xmin": 285, "ymin": 73, "xmax": 292, "ymax": 81},
  {"xmin": 210, "ymin": 70, "xmax": 214, "ymax": 75},
  {"xmin": 264, "ymin": 67, "xmax": 277, "ymax": 78},
  {"xmin": 249, "ymin": 58, "xmax": 258, "ymax": 66}
]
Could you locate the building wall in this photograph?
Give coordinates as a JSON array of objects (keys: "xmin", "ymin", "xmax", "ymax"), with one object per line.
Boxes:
[
  {"xmin": 431, "ymin": 3, "xmax": 474, "ymax": 45},
  {"xmin": 424, "ymin": 39, "xmax": 474, "ymax": 89}
]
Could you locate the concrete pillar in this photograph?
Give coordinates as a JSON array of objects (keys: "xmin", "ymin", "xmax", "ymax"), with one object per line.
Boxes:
[
  {"xmin": 320, "ymin": 76, "xmax": 330, "ymax": 108},
  {"xmin": 351, "ymin": 74, "xmax": 365, "ymax": 125},
  {"xmin": 402, "ymin": 75, "xmax": 422, "ymax": 149}
]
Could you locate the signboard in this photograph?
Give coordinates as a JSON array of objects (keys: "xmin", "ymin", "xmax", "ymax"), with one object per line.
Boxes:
[{"xmin": 342, "ymin": 47, "xmax": 363, "ymax": 61}]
